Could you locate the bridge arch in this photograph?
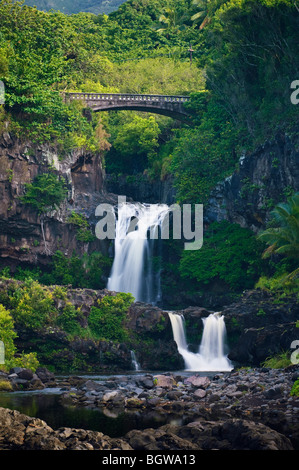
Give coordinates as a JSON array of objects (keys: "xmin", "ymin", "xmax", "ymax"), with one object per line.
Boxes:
[{"xmin": 65, "ymin": 93, "xmax": 192, "ymax": 123}]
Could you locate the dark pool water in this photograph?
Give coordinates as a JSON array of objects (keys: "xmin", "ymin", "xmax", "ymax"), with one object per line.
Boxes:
[
  {"xmin": 0, "ymin": 371, "xmax": 221, "ymax": 437},
  {"xmin": 0, "ymin": 387, "xmax": 182, "ymax": 438}
]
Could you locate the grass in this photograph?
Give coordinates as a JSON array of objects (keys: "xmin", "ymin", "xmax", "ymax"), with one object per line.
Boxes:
[
  {"xmin": 0, "ymin": 380, "xmax": 13, "ymax": 391},
  {"xmin": 261, "ymin": 351, "xmax": 292, "ymax": 369}
]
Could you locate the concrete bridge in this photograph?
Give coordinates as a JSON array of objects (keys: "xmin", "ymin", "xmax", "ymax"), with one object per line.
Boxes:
[{"xmin": 65, "ymin": 93, "xmax": 191, "ymax": 122}]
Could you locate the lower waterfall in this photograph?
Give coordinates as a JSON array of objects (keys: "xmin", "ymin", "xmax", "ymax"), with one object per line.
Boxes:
[
  {"xmin": 168, "ymin": 312, "xmax": 233, "ymax": 372},
  {"xmin": 107, "ymin": 201, "xmax": 169, "ymax": 304}
]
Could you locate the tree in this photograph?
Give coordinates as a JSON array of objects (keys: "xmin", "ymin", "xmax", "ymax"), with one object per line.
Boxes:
[
  {"xmin": 258, "ymin": 193, "xmax": 299, "ymax": 261},
  {"xmin": 179, "ymin": 221, "xmax": 265, "ymax": 291},
  {"xmin": 110, "ymin": 114, "xmax": 161, "ymax": 173},
  {"xmin": 20, "ymin": 172, "xmax": 67, "ymax": 255},
  {"xmin": 20, "ymin": 172, "xmax": 67, "ymax": 215},
  {"xmin": 0, "ymin": 304, "xmax": 17, "ymax": 361},
  {"xmin": 191, "ymin": 0, "xmax": 212, "ymax": 29}
]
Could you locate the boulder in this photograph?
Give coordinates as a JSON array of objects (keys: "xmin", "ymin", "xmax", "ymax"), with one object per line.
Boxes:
[
  {"xmin": 184, "ymin": 375, "xmax": 210, "ymax": 389},
  {"xmin": 154, "ymin": 375, "xmax": 176, "ymax": 389},
  {"xmin": 193, "ymin": 389, "xmax": 206, "ymax": 399}
]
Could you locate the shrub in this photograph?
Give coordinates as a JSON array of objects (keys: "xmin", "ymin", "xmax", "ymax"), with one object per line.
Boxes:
[
  {"xmin": 0, "ymin": 304, "xmax": 17, "ymax": 361},
  {"xmin": 0, "ymin": 303, "xmax": 40, "ymax": 372},
  {"xmin": 11, "ymin": 279, "xmax": 57, "ymax": 330},
  {"xmin": 255, "ymin": 274, "xmax": 299, "ymax": 296},
  {"xmin": 6, "ymin": 352, "xmax": 40, "ymax": 373},
  {"xmin": 88, "ymin": 293, "xmax": 134, "ymax": 341},
  {"xmin": 261, "ymin": 351, "xmax": 292, "ymax": 369},
  {"xmin": 290, "ymin": 379, "xmax": 299, "ymax": 397},
  {"xmin": 0, "ymin": 380, "xmax": 13, "ymax": 391},
  {"xmin": 56, "ymin": 302, "xmax": 84, "ymax": 337},
  {"xmin": 179, "ymin": 221, "xmax": 265, "ymax": 292},
  {"xmin": 20, "ymin": 172, "xmax": 67, "ymax": 214},
  {"xmin": 40, "ymin": 250, "xmax": 112, "ymax": 289},
  {"xmin": 67, "ymin": 211, "xmax": 95, "ymax": 243}
]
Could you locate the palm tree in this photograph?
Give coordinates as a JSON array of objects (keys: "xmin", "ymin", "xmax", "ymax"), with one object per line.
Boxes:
[
  {"xmin": 258, "ymin": 192, "xmax": 299, "ymax": 280},
  {"xmin": 191, "ymin": 0, "xmax": 212, "ymax": 30},
  {"xmin": 157, "ymin": 7, "xmax": 177, "ymax": 31},
  {"xmin": 156, "ymin": 6, "xmax": 186, "ymax": 36},
  {"xmin": 258, "ymin": 193, "xmax": 299, "ymax": 258}
]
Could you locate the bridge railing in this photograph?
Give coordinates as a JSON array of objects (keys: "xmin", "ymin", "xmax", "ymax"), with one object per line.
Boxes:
[{"xmin": 65, "ymin": 92, "xmax": 190, "ymax": 103}]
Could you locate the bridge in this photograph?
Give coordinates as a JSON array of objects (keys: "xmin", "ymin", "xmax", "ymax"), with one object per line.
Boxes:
[{"xmin": 65, "ymin": 93, "xmax": 191, "ymax": 122}]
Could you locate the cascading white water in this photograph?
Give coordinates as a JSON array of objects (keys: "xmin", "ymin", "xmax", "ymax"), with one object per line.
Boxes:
[
  {"xmin": 130, "ymin": 350, "xmax": 141, "ymax": 371},
  {"xmin": 107, "ymin": 202, "xmax": 169, "ymax": 304},
  {"xmin": 168, "ymin": 311, "xmax": 233, "ymax": 372}
]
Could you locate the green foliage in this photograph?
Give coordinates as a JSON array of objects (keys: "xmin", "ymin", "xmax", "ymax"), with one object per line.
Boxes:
[
  {"xmin": 88, "ymin": 292, "xmax": 134, "ymax": 341},
  {"xmin": 179, "ymin": 221, "xmax": 266, "ymax": 291},
  {"xmin": 20, "ymin": 172, "xmax": 67, "ymax": 214},
  {"xmin": 56, "ymin": 302, "xmax": 84, "ymax": 337},
  {"xmin": 0, "ymin": 303, "xmax": 40, "ymax": 372},
  {"xmin": 67, "ymin": 211, "xmax": 95, "ymax": 243},
  {"xmin": 40, "ymin": 250, "xmax": 112, "ymax": 289},
  {"xmin": 0, "ymin": 0, "xmax": 199, "ymax": 150},
  {"xmin": 255, "ymin": 274, "xmax": 299, "ymax": 296},
  {"xmin": 170, "ymin": 93, "xmax": 240, "ymax": 204},
  {"xmin": 290, "ymin": 379, "xmax": 299, "ymax": 397},
  {"xmin": 1, "ymin": 250, "xmax": 112, "ymax": 290},
  {"xmin": 0, "ymin": 380, "xmax": 13, "ymax": 391},
  {"xmin": 112, "ymin": 57, "xmax": 205, "ymax": 95},
  {"xmin": 10, "ymin": 278, "xmax": 57, "ymax": 330},
  {"xmin": 0, "ymin": 304, "xmax": 17, "ymax": 360},
  {"xmin": 258, "ymin": 193, "xmax": 299, "ymax": 260},
  {"xmin": 256, "ymin": 193, "xmax": 299, "ymax": 294},
  {"xmin": 5, "ymin": 352, "xmax": 40, "ymax": 373},
  {"xmin": 261, "ymin": 351, "xmax": 292, "ymax": 369},
  {"xmin": 201, "ymin": 0, "xmax": 298, "ymax": 144}
]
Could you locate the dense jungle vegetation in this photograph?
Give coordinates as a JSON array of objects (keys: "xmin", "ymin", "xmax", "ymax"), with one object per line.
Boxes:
[{"xmin": 0, "ymin": 0, "xmax": 298, "ymax": 370}]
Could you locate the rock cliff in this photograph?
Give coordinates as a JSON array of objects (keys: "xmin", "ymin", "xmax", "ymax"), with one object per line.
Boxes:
[
  {"xmin": 0, "ymin": 131, "xmax": 117, "ymax": 271},
  {"xmin": 205, "ymin": 129, "xmax": 299, "ymax": 231}
]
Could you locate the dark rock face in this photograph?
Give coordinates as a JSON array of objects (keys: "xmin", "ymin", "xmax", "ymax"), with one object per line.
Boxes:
[
  {"xmin": 221, "ymin": 289, "xmax": 299, "ymax": 367},
  {"xmin": 105, "ymin": 173, "xmax": 176, "ymax": 204},
  {"xmin": 0, "ymin": 132, "xmax": 115, "ymax": 270},
  {"xmin": 125, "ymin": 301, "xmax": 185, "ymax": 370},
  {"xmin": 205, "ymin": 130, "xmax": 299, "ymax": 232}
]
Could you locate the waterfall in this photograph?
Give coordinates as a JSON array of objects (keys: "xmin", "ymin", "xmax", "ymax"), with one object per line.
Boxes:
[
  {"xmin": 130, "ymin": 350, "xmax": 141, "ymax": 371},
  {"xmin": 168, "ymin": 312, "xmax": 233, "ymax": 372},
  {"xmin": 107, "ymin": 202, "xmax": 169, "ymax": 304}
]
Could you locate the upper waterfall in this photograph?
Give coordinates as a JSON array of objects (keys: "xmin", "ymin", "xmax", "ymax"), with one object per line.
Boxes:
[{"xmin": 107, "ymin": 201, "xmax": 169, "ymax": 304}]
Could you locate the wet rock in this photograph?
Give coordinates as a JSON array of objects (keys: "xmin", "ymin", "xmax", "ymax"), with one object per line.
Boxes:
[
  {"xmin": 263, "ymin": 385, "xmax": 283, "ymax": 399},
  {"xmin": 184, "ymin": 375, "xmax": 210, "ymax": 389},
  {"xmin": 0, "ymin": 407, "xmax": 132, "ymax": 450},
  {"xmin": 18, "ymin": 369, "xmax": 34, "ymax": 381},
  {"xmin": 81, "ymin": 380, "xmax": 103, "ymax": 392},
  {"xmin": 193, "ymin": 389, "xmax": 206, "ymax": 399},
  {"xmin": 125, "ymin": 398, "xmax": 144, "ymax": 408},
  {"xmin": 3, "ymin": 366, "xmax": 298, "ymax": 450},
  {"xmin": 36, "ymin": 367, "xmax": 56, "ymax": 386},
  {"xmin": 154, "ymin": 375, "xmax": 176, "ymax": 389},
  {"xmin": 166, "ymin": 391, "xmax": 184, "ymax": 401},
  {"xmin": 136, "ymin": 375, "xmax": 154, "ymax": 389}
]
